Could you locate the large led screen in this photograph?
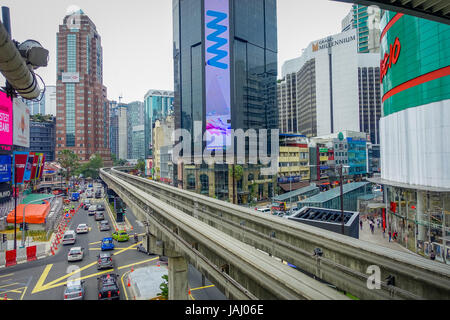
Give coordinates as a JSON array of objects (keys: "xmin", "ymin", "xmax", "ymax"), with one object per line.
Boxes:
[
  {"xmin": 0, "ymin": 91, "xmax": 13, "ymax": 147},
  {"xmin": 205, "ymin": 0, "xmax": 231, "ymax": 151}
]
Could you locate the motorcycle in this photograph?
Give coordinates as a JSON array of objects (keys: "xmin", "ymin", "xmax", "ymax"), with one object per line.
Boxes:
[{"xmin": 136, "ymin": 243, "xmax": 151, "ymax": 255}]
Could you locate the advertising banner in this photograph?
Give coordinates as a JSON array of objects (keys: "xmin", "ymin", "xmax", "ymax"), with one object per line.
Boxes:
[
  {"xmin": 24, "ymin": 152, "xmax": 34, "ymax": 182},
  {"xmin": 0, "ymin": 154, "xmax": 11, "ymax": 183},
  {"xmin": 30, "ymin": 152, "xmax": 39, "ymax": 181},
  {"xmin": 38, "ymin": 154, "xmax": 46, "ymax": 179},
  {"xmin": 0, "ymin": 181, "xmax": 12, "ymax": 202},
  {"xmin": 204, "ymin": 0, "xmax": 231, "ymax": 151},
  {"xmin": 12, "ymin": 98, "xmax": 30, "ymax": 148},
  {"xmin": 34, "ymin": 153, "xmax": 43, "ymax": 180},
  {"xmin": 0, "ymin": 90, "xmax": 13, "ymax": 149},
  {"xmin": 12, "ymin": 152, "xmax": 29, "ymax": 185},
  {"xmin": 61, "ymin": 72, "xmax": 80, "ymax": 83}
]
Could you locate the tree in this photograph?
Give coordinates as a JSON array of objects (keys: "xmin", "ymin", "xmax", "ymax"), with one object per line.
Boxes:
[
  {"xmin": 158, "ymin": 274, "xmax": 168, "ymax": 300},
  {"xmin": 135, "ymin": 159, "xmax": 145, "ymax": 173},
  {"xmin": 58, "ymin": 150, "xmax": 79, "ymax": 185},
  {"xmin": 76, "ymin": 154, "xmax": 104, "ymax": 179},
  {"xmin": 229, "ymin": 165, "xmax": 243, "ymax": 204}
]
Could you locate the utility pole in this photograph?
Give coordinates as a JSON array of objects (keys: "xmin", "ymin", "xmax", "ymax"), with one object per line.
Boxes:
[{"xmin": 339, "ymin": 164, "xmax": 345, "ymax": 235}]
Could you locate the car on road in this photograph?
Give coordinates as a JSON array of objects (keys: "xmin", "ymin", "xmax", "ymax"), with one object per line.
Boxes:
[
  {"xmin": 67, "ymin": 247, "xmax": 84, "ymax": 262},
  {"xmin": 64, "ymin": 280, "xmax": 85, "ymax": 300},
  {"xmin": 112, "ymin": 230, "xmax": 129, "ymax": 242},
  {"xmin": 101, "ymin": 237, "xmax": 115, "ymax": 251},
  {"xmin": 88, "ymin": 205, "xmax": 97, "ymax": 216},
  {"xmin": 62, "ymin": 230, "xmax": 76, "ymax": 245},
  {"xmin": 96, "ymin": 204, "xmax": 105, "ymax": 212},
  {"xmin": 256, "ymin": 207, "xmax": 271, "ymax": 214},
  {"xmin": 95, "ymin": 211, "xmax": 105, "ymax": 221},
  {"xmin": 95, "ymin": 190, "xmax": 102, "ymax": 198},
  {"xmin": 97, "ymin": 273, "xmax": 120, "ymax": 300},
  {"xmin": 76, "ymin": 223, "xmax": 89, "ymax": 234},
  {"xmin": 99, "ymin": 220, "xmax": 110, "ymax": 231},
  {"xmin": 97, "ymin": 252, "xmax": 114, "ymax": 270},
  {"xmin": 83, "ymin": 200, "xmax": 91, "ymax": 210}
]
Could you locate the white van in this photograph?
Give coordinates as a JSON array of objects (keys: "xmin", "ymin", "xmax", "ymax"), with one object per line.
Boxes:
[
  {"xmin": 257, "ymin": 207, "xmax": 271, "ymax": 214},
  {"xmin": 62, "ymin": 230, "xmax": 77, "ymax": 245}
]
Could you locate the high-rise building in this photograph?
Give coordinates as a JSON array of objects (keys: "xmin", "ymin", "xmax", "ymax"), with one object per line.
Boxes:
[
  {"xmin": 30, "ymin": 115, "xmax": 56, "ymax": 162},
  {"xmin": 117, "ymin": 104, "xmax": 128, "ymax": 160},
  {"xmin": 341, "ymin": 4, "xmax": 381, "ymax": 53},
  {"xmin": 55, "ymin": 9, "xmax": 111, "ymax": 164},
  {"xmin": 44, "ymin": 86, "xmax": 57, "ymax": 116},
  {"xmin": 278, "ymin": 29, "xmax": 382, "ymax": 144},
  {"xmin": 173, "ymin": 0, "xmax": 278, "ymax": 204},
  {"xmin": 109, "ymin": 100, "xmax": 119, "ymax": 159},
  {"xmin": 143, "ymin": 90, "xmax": 174, "ymax": 159},
  {"xmin": 369, "ymin": 12, "xmax": 450, "ymax": 258},
  {"xmin": 126, "ymin": 101, "xmax": 145, "ymax": 160}
]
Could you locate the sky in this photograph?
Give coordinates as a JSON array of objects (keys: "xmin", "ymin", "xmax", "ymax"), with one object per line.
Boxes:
[{"xmin": 0, "ymin": 0, "xmax": 353, "ymax": 104}]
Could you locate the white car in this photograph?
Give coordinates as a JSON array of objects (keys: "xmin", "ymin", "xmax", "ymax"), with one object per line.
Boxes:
[
  {"xmin": 256, "ymin": 207, "xmax": 271, "ymax": 214},
  {"xmin": 76, "ymin": 224, "xmax": 89, "ymax": 234},
  {"xmin": 67, "ymin": 247, "xmax": 84, "ymax": 262}
]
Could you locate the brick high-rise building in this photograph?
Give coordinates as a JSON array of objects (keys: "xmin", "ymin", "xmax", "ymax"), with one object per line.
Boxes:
[{"xmin": 55, "ymin": 9, "xmax": 111, "ymax": 165}]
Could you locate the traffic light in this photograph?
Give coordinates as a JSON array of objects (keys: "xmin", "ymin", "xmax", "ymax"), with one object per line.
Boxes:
[
  {"xmin": 2, "ymin": 234, "xmax": 7, "ymax": 243},
  {"xmin": 25, "ymin": 223, "xmax": 29, "ymax": 231}
]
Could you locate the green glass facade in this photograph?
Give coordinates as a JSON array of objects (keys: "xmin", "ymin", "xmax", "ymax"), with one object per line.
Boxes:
[{"xmin": 381, "ymin": 12, "xmax": 450, "ymax": 116}]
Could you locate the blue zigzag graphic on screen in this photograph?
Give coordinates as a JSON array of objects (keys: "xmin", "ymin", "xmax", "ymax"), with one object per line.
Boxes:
[{"xmin": 206, "ymin": 10, "xmax": 228, "ymax": 70}]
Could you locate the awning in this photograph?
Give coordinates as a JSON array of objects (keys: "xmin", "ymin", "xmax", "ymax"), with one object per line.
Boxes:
[{"xmin": 6, "ymin": 201, "xmax": 51, "ymax": 224}]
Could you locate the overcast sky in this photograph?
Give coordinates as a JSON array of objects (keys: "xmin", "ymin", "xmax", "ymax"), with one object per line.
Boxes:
[{"xmin": 0, "ymin": 0, "xmax": 352, "ymax": 104}]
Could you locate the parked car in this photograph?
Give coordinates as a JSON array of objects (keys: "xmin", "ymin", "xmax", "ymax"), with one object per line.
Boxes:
[
  {"xmin": 99, "ymin": 220, "xmax": 110, "ymax": 231},
  {"xmin": 112, "ymin": 230, "xmax": 129, "ymax": 242},
  {"xmin": 97, "ymin": 274, "xmax": 120, "ymax": 300},
  {"xmin": 76, "ymin": 223, "xmax": 89, "ymax": 234},
  {"xmin": 64, "ymin": 280, "xmax": 85, "ymax": 300},
  {"xmin": 62, "ymin": 230, "xmax": 76, "ymax": 245},
  {"xmin": 95, "ymin": 212, "xmax": 105, "ymax": 221},
  {"xmin": 101, "ymin": 237, "xmax": 115, "ymax": 251},
  {"xmin": 256, "ymin": 207, "xmax": 271, "ymax": 214},
  {"xmin": 88, "ymin": 205, "xmax": 97, "ymax": 216},
  {"xmin": 97, "ymin": 252, "xmax": 114, "ymax": 270},
  {"xmin": 67, "ymin": 247, "xmax": 84, "ymax": 262}
]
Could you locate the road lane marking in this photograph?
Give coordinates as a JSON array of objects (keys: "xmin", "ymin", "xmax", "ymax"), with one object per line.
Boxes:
[
  {"xmin": 112, "ymin": 242, "xmax": 142, "ymax": 256},
  {"xmin": 190, "ymin": 284, "xmax": 215, "ymax": 291},
  {"xmin": 120, "ymin": 271, "xmax": 131, "ymax": 301},
  {"xmin": 118, "ymin": 257, "xmax": 159, "ymax": 270},
  {"xmin": 89, "ymin": 241, "xmax": 101, "ymax": 245},
  {"xmin": 0, "ymin": 283, "xmax": 19, "ymax": 289},
  {"xmin": 0, "ymin": 273, "xmax": 14, "ymax": 279},
  {"xmin": 31, "ymin": 264, "xmax": 53, "ymax": 294},
  {"xmin": 20, "ymin": 286, "xmax": 28, "ymax": 300}
]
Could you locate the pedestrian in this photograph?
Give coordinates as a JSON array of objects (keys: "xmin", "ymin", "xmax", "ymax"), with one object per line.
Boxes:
[
  {"xmin": 388, "ymin": 230, "xmax": 391, "ymax": 242},
  {"xmin": 360, "ymin": 220, "xmax": 363, "ymax": 230},
  {"xmin": 370, "ymin": 223, "xmax": 374, "ymax": 234},
  {"xmin": 430, "ymin": 250, "xmax": 436, "ymax": 260}
]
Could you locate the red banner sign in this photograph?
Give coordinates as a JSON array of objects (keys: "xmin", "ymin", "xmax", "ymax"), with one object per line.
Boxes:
[{"xmin": 13, "ymin": 152, "xmax": 29, "ymax": 185}]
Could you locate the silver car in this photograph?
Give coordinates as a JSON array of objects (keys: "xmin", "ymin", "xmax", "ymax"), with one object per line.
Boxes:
[
  {"xmin": 64, "ymin": 280, "xmax": 85, "ymax": 300},
  {"xmin": 99, "ymin": 220, "xmax": 110, "ymax": 231},
  {"xmin": 67, "ymin": 247, "xmax": 84, "ymax": 262}
]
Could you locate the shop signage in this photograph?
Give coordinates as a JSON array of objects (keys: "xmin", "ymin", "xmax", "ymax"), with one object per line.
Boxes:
[{"xmin": 380, "ymin": 37, "xmax": 401, "ymax": 83}]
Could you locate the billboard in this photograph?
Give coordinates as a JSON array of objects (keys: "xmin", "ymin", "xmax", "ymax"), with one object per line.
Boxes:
[
  {"xmin": 62, "ymin": 72, "xmax": 80, "ymax": 83},
  {"xmin": 38, "ymin": 154, "xmax": 46, "ymax": 179},
  {"xmin": 12, "ymin": 152, "xmax": 29, "ymax": 185},
  {"xmin": 204, "ymin": 0, "xmax": 231, "ymax": 151},
  {"xmin": 0, "ymin": 91, "xmax": 13, "ymax": 148},
  {"xmin": 13, "ymin": 98, "xmax": 30, "ymax": 148},
  {"xmin": 0, "ymin": 154, "xmax": 11, "ymax": 183},
  {"xmin": 24, "ymin": 152, "xmax": 34, "ymax": 182},
  {"xmin": 30, "ymin": 152, "xmax": 39, "ymax": 180}
]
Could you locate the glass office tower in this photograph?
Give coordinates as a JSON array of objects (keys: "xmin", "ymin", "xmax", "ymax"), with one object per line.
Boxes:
[{"xmin": 173, "ymin": 0, "xmax": 278, "ymax": 204}]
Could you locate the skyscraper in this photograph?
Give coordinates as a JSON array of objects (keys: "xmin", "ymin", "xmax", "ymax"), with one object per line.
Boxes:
[
  {"xmin": 143, "ymin": 90, "xmax": 174, "ymax": 159},
  {"xmin": 55, "ymin": 9, "xmax": 111, "ymax": 164},
  {"xmin": 278, "ymin": 29, "xmax": 382, "ymax": 144},
  {"xmin": 127, "ymin": 101, "xmax": 145, "ymax": 160},
  {"xmin": 173, "ymin": 0, "xmax": 278, "ymax": 203},
  {"xmin": 341, "ymin": 4, "xmax": 381, "ymax": 53}
]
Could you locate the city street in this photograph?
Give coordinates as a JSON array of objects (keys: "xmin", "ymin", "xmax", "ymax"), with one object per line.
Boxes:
[{"xmin": 0, "ymin": 190, "xmax": 225, "ymax": 300}]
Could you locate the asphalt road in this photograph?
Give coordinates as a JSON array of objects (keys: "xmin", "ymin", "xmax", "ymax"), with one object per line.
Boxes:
[{"xmin": 0, "ymin": 187, "xmax": 226, "ymax": 300}]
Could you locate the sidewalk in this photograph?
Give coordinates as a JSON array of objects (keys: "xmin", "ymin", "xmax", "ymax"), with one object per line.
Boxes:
[{"xmin": 358, "ymin": 219, "xmax": 412, "ymax": 254}]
